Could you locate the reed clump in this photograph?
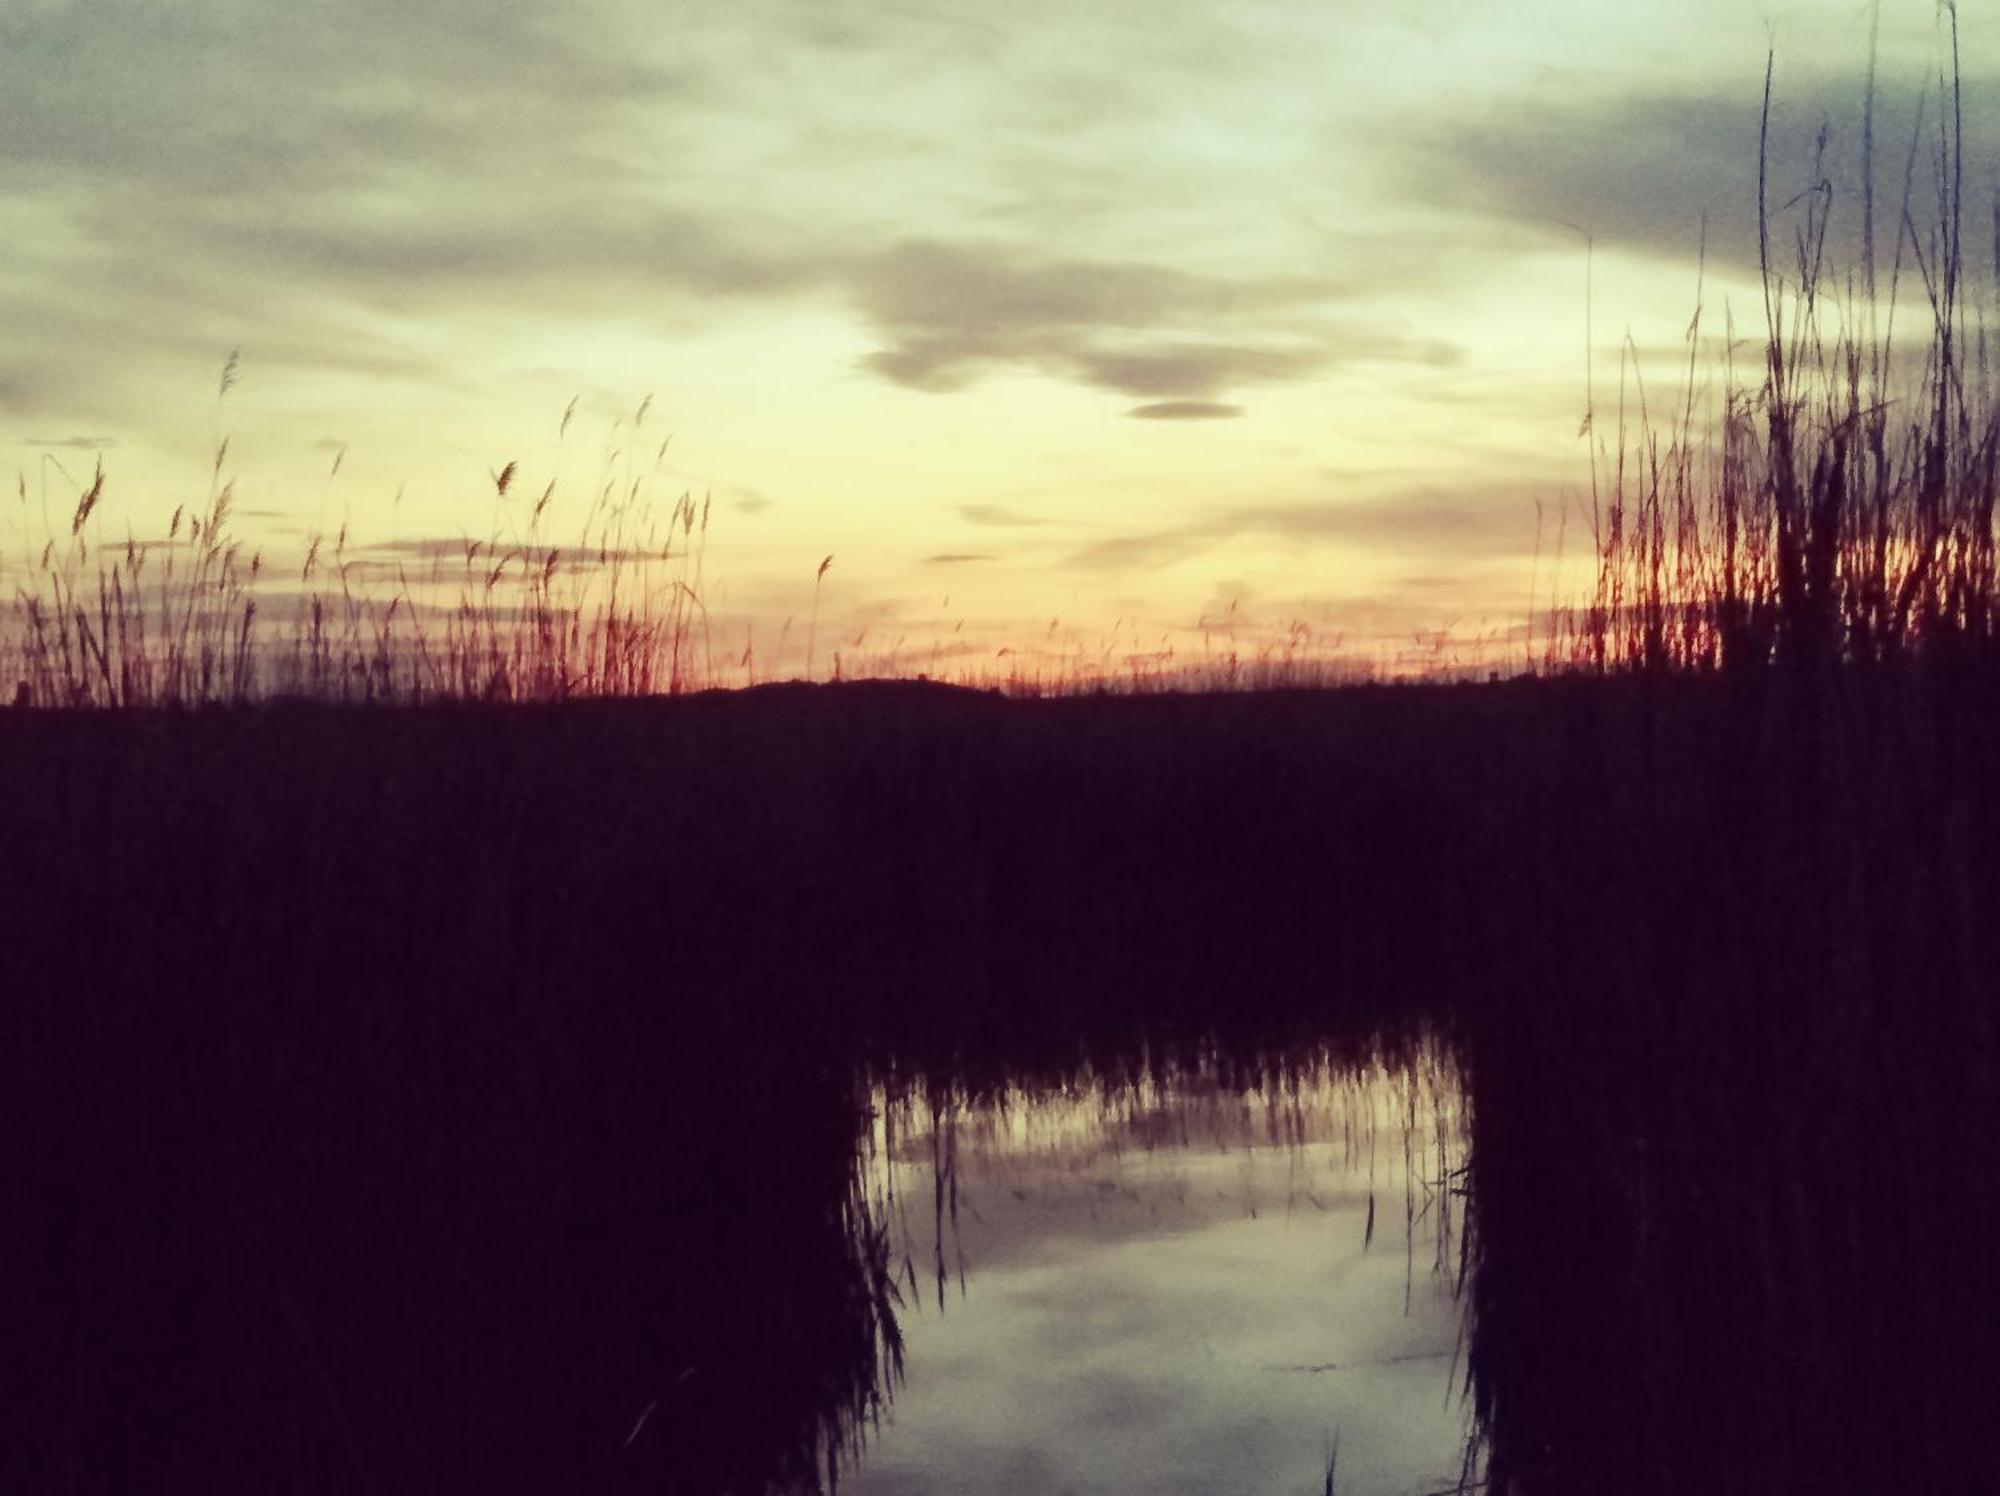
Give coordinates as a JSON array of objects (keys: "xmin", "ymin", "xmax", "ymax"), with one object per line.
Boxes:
[
  {"xmin": 1557, "ymin": 44, "xmax": 1999, "ymax": 675},
  {"xmin": 1462, "ymin": 29, "xmax": 2000, "ymax": 1493},
  {"xmin": 6, "ymin": 398, "xmax": 715, "ymax": 707},
  {"xmin": 4, "ymin": 28, "xmax": 1998, "ymax": 1496}
]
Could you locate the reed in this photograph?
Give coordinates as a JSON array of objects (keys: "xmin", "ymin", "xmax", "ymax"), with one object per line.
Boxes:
[
  {"xmin": 1555, "ymin": 32, "xmax": 1999, "ymax": 676},
  {"xmin": 1459, "ymin": 28, "xmax": 2000, "ymax": 1492},
  {"xmin": 0, "ymin": 683, "xmax": 1481, "ymax": 1496},
  {"xmin": 5, "ymin": 398, "xmax": 715, "ymax": 707},
  {"xmin": 3, "ymin": 26, "xmax": 1996, "ymax": 1496}
]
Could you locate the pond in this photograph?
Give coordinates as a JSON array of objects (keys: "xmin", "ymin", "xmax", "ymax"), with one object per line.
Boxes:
[
  {"xmin": 11, "ymin": 690, "xmax": 1995, "ymax": 1496},
  {"xmin": 830, "ymin": 1047, "xmax": 1477, "ymax": 1495}
]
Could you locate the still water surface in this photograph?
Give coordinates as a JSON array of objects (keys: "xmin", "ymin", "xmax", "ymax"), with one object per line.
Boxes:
[{"xmin": 837, "ymin": 1053, "xmax": 1475, "ymax": 1495}]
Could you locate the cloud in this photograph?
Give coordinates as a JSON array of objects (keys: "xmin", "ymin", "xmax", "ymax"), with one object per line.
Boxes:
[
  {"xmin": 1067, "ymin": 529, "xmax": 1219, "ymax": 571},
  {"xmin": 2, "ymin": 0, "xmax": 1498, "ymax": 437},
  {"xmin": 6, "ymin": 0, "xmax": 1453, "ymax": 423},
  {"xmin": 960, "ymin": 503, "xmax": 1048, "ymax": 527},
  {"xmin": 18, "ymin": 435, "xmax": 117, "ymax": 450},
  {"xmin": 348, "ymin": 537, "xmax": 670, "ymax": 570},
  {"xmin": 847, "ymin": 239, "xmax": 1453, "ymax": 399},
  {"xmin": 0, "ymin": 0, "xmax": 789, "ymax": 418},
  {"xmin": 0, "ymin": 2, "xmax": 676, "ymax": 198},
  {"xmin": 925, "ymin": 552, "xmax": 997, "ymax": 564},
  {"xmin": 1126, "ymin": 401, "xmax": 1243, "ymax": 420},
  {"xmin": 1235, "ymin": 484, "xmax": 1547, "ymax": 551},
  {"xmin": 1410, "ymin": 71, "xmax": 1999, "ymax": 278},
  {"xmin": 1065, "ymin": 480, "xmax": 1551, "ymax": 571}
]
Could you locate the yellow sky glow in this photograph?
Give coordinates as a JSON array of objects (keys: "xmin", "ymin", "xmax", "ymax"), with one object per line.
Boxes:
[{"xmin": 3, "ymin": 0, "xmax": 1987, "ymax": 680}]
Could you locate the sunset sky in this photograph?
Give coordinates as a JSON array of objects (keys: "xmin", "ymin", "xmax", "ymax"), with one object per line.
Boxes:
[{"xmin": 4, "ymin": 1, "xmax": 1990, "ymax": 677}]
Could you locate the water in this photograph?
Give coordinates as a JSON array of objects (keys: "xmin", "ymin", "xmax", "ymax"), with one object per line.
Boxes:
[
  {"xmin": 838, "ymin": 1052, "xmax": 1476, "ymax": 1495},
  {"xmin": 15, "ymin": 688, "xmax": 1996, "ymax": 1495}
]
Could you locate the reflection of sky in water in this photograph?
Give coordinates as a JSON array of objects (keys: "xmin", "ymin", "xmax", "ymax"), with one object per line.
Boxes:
[{"xmin": 849, "ymin": 1055, "xmax": 1473, "ymax": 1495}]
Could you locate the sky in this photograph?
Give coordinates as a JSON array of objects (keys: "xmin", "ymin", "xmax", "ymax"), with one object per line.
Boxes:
[{"xmin": 4, "ymin": 0, "xmax": 1993, "ymax": 679}]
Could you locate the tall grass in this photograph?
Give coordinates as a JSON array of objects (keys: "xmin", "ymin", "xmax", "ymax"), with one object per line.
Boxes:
[
  {"xmin": 5, "ymin": 26, "xmax": 1998, "ymax": 1496},
  {"xmin": 1460, "ymin": 28, "xmax": 2000, "ymax": 1493},
  {"xmin": 1561, "ymin": 32, "xmax": 1999, "ymax": 674},
  {"xmin": 6, "ymin": 399, "xmax": 715, "ymax": 706}
]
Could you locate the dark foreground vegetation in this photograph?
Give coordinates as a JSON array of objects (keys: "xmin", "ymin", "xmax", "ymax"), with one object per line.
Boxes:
[
  {"xmin": 0, "ymin": 683, "xmax": 1476, "ymax": 1495},
  {"xmin": 1453, "ymin": 30, "xmax": 2000, "ymax": 1490},
  {"xmin": 8, "ymin": 31, "xmax": 2000, "ymax": 1496},
  {"xmin": 2, "ymin": 665, "xmax": 1998, "ymax": 1494},
  {"xmin": 1463, "ymin": 663, "xmax": 2000, "ymax": 1493}
]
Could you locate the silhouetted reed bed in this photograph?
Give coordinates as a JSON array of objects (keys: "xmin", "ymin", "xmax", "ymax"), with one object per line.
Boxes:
[
  {"xmin": 7, "ymin": 403, "xmax": 716, "ymax": 707},
  {"xmin": 9, "ymin": 39, "xmax": 2000, "ymax": 1496},
  {"xmin": 5, "ymin": 668, "xmax": 1998, "ymax": 1492},
  {"xmin": 1457, "ymin": 664, "xmax": 2000, "ymax": 1494},
  {"xmin": 1555, "ymin": 35, "xmax": 1997, "ymax": 678},
  {"xmin": 0, "ymin": 684, "xmax": 1484, "ymax": 1495},
  {"xmin": 1455, "ymin": 39, "xmax": 2000, "ymax": 1490}
]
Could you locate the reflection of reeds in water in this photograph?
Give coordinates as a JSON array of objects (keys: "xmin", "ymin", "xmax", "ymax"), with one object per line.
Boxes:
[
  {"xmin": 7, "ymin": 35, "xmax": 1996, "ymax": 1496},
  {"xmin": 857, "ymin": 1040, "xmax": 1478, "ymax": 1491},
  {"xmin": 0, "ymin": 686, "xmax": 1478, "ymax": 1495},
  {"xmin": 862, "ymin": 1040, "xmax": 1469, "ymax": 1299}
]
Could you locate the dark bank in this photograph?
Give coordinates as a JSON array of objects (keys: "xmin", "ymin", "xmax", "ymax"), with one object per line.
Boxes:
[{"xmin": 3, "ymin": 662, "xmax": 1998, "ymax": 1492}]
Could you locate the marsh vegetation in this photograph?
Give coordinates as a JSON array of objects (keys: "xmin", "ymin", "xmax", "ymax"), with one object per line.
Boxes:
[{"xmin": 5, "ymin": 32, "xmax": 2000, "ymax": 1496}]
